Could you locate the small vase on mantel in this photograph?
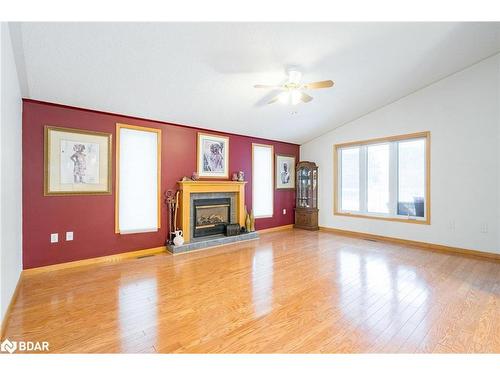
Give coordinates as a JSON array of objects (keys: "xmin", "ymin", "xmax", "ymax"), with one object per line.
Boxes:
[{"xmin": 249, "ymin": 210, "xmax": 255, "ymax": 232}]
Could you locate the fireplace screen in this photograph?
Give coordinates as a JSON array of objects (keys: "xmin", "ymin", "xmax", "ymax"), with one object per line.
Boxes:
[{"xmin": 193, "ymin": 198, "xmax": 231, "ymax": 238}]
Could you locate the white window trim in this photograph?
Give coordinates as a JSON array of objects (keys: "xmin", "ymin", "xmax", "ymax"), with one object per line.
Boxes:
[{"xmin": 334, "ymin": 132, "xmax": 430, "ymax": 225}]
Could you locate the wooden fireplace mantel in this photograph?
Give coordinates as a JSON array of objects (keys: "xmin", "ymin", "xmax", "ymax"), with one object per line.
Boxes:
[{"xmin": 177, "ymin": 180, "xmax": 247, "ymax": 243}]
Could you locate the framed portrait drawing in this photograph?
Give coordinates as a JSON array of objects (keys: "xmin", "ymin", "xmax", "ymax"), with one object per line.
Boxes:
[
  {"xmin": 197, "ymin": 133, "xmax": 229, "ymax": 178},
  {"xmin": 44, "ymin": 126, "xmax": 112, "ymax": 195},
  {"xmin": 275, "ymin": 154, "xmax": 296, "ymax": 189}
]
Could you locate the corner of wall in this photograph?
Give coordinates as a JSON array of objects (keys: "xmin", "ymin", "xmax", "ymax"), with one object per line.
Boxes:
[{"xmin": 0, "ymin": 22, "xmax": 24, "ymax": 326}]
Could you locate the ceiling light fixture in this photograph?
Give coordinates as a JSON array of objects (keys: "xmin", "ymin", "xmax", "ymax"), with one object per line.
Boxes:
[
  {"xmin": 254, "ymin": 69, "xmax": 334, "ymax": 106},
  {"xmin": 277, "ymin": 89, "xmax": 301, "ymax": 106},
  {"xmin": 278, "ymin": 91, "xmax": 289, "ymax": 104}
]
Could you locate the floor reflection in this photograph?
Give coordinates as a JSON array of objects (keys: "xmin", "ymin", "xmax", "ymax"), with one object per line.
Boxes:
[
  {"xmin": 251, "ymin": 246, "xmax": 274, "ymax": 318},
  {"xmin": 119, "ymin": 277, "xmax": 158, "ymax": 352},
  {"xmin": 337, "ymin": 247, "xmax": 429, "ymax": 335}
]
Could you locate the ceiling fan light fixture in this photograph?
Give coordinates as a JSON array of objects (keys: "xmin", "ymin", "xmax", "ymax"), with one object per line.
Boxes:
[
  {"xmin": 255, "ymin": 70, "xmax": 333, "ymax": 106},
  {"xmin": 290, "ymin": 90, "xmax": 301, "ymax": 105},
  {"xmin": 288, "ymin": 70, "xmax": 302, "ymax": 84},
  {"xmin": 278, "ymin": 91, "xmax": 289, "ymax": 104}
]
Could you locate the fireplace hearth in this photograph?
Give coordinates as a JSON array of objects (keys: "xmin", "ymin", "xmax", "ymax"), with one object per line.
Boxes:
[{"xmin": 193, "ymin": 198, "xmax": 231, "ymax": 238}]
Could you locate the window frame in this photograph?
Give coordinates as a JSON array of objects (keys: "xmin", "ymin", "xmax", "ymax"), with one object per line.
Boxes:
[
  {"xmin": 252, "ymin": 143, "xmax": 274, "ymax": 219},
  {"xmin": 115, "ymin": 123, "xmax": 162, "ymax": 234},
  {"xmin": 333, "ymin": 131, "xmax": 430, "ymax": 225}
]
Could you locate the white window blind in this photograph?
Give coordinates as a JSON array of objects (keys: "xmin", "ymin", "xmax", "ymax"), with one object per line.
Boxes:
[
  {"xmin": 117, "ymin": 125, "xmax": 161, "ymax": 234},
  {"xmin": 252, "ymin": 144, "xmax": 274, "ymax": 218}
]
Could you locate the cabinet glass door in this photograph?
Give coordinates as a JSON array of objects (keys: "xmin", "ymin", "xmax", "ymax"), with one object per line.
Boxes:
[
  {"xmin": 297, "ymin": 167, "xmax": 311, "ymax": 208},
  {"xmin": 312, "ymin": 169, "xmax": 317, "ymax": 208}
]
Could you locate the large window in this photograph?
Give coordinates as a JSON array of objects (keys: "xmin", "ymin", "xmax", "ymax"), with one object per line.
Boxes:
[
  {"xmin": 252, "ymin": 143, "xmax": 274, "ymax": 218},
  {"xmin": 334, "ymin": 132, "xmax": 430, "ymax": 224},
  {"xmin": 116, "ymin": 123, "xmax": 162, "ymax": 234}
]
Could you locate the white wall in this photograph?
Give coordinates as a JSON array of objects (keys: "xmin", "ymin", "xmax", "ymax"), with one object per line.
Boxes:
[
  {"xmin": 0, "ymin": 22, "xmax": 23, "ymax": 327},
  {"xmin": 301, "ymin": 54, "xmax": 500, "ymax": 254}
]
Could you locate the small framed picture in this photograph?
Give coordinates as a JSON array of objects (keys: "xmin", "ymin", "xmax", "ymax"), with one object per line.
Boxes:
[
  {"xmin": 197, "ymin": 132, "xmax": 229, "ymax": 178},
  {"xmin": 44, "ymin": 126, "xmax": 112, "ymax": 195},
  {"xmin": 275, "ymin": 154, "xmax": 296, "ymax": 190}
]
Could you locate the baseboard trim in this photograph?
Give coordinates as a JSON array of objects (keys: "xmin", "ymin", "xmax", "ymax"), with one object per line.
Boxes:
[
  {"xmin": 23, "ymin": 246, "xmax": 167, "ymax": 276},
  {"xmin": 1, "ymin": 274, "xmax": 22, "ymax": 340},
  {"xmin": 319, "ymin": 226, "xmax": 500, "ymax": 262},
  {"xmin": 258, "ymin": 224, "xmax": 294, "ymax": 234}
]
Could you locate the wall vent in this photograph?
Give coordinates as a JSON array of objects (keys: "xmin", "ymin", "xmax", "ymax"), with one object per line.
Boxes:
[{"xmin": 136, "ymin": 254, "xmax": 155, "ymax": 259}]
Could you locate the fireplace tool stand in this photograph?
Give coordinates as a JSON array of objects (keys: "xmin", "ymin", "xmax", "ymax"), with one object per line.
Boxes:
[{"xmin": 164, "ymin": 189, "xmax": 179, "ymax": 245}]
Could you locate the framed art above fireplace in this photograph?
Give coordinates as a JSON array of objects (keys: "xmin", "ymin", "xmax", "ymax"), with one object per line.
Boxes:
[{"xmin": 197, "ymin": 132, "xmax": 230, "ymax": 179}]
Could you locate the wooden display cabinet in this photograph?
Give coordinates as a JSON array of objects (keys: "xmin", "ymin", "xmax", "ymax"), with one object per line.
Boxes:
[{"xmin": 294, "ymin": 161, "xmax": 319, "ymax": 230}]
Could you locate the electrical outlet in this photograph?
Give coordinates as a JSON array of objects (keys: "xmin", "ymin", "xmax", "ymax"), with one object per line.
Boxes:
[
  {"xmin": 480, "ymin": 223, "xmax": 488, "ymax": 233},
  {"xmin": 50, "ymin": 233, "xmax": 58, "ymax": 243},
  {"xmin": 66, "ymin": 231, "xmax": 74, "ymax": 241},
  {"xmin": 283, "ymin": 208, "xmax": 287, "ymax": 215}
]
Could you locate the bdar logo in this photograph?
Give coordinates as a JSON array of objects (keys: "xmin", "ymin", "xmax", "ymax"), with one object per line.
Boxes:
[{"xmin": 1, "ymin": 339, "xmax": 17, "ymax": 354}]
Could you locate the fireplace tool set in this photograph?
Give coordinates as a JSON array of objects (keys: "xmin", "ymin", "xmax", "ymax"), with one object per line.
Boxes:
[{"xmin": 165, "ymin": 189, "xmax": 180, "ymax": 245}]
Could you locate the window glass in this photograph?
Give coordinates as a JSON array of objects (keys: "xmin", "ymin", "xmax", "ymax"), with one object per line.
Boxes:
[
  {"xmin": 118, "ymin": 126, "xmax": 160, "ymax": 234},
  {"xmin": 398, "ymin": 139, "xmax": 425, "ymax": 217},
  {"xmin": 340, "ymin": 147, "xmax": 360, "ymax": 211},
  {"xmin": 367, "ymin": 144, "xmax": 390, "ymax": 214},
  {"xmin": 252, "ymin": 144, "xmax": 274, "ymax": 217}
]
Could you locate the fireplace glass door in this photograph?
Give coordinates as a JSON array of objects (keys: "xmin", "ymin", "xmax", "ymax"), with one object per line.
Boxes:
[{"xmin": 193, "ymin": 198, "xmax": 231, "ymax": 238}]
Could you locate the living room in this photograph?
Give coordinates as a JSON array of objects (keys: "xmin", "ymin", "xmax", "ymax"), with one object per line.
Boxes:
[{"xmin": 1, "ymin": 1, "xmax": 499, "ymax": 373}]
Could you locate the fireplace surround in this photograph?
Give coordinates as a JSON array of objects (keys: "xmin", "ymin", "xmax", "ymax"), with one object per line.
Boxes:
[
  {"xmin": 169, "ymin": 180, "xmax": 258, "ymax": 254},
  {"xmin": 178, "ymin": 180, "xmax": 247, "ymax": 244}
]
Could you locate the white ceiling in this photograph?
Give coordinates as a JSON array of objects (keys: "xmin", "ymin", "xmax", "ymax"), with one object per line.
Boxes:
[{"xmin": 13, "ymin": 22, "xmax": 500, "ymax": 144}]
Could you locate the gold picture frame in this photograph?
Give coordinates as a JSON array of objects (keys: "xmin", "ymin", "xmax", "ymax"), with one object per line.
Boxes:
[
  {"xmin": 197, "ymin": 132, "xmax": 230, "ymax": 179},
  {"xmin": 275, "ymin": 154, "xmax": 296, "ymax": 190},
  {"xmin": 44, "ymin": 126, "xmax": 112, "ymax": 195}
]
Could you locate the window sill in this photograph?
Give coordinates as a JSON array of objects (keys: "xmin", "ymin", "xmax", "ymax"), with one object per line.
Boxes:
[
  {"xmin": 255, "ymin": 214, "xmax": 274, "ymax": 219},
  {"xmin": 118, "ymin": 228, "xmax": 160, "ymax": 235},
  {"xmin": 334, "ymin": 211, "xmax": 430, "ymax": 225}
]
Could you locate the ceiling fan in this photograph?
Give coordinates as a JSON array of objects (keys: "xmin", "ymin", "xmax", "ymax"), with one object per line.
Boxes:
[{"xmin": 254, "ymin": 69, "xmax": 334, "ymax": 105}]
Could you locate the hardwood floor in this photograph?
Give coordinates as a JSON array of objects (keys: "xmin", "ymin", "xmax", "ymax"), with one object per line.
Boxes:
[{"xmin": 3, "ymin": 229, "xmax": 500, "ymax": 353}]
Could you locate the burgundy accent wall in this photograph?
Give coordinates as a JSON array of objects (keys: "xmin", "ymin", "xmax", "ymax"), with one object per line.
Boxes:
[{"xmin": 22, "ymin": 100, "xmax": 299, "ymax": 269}]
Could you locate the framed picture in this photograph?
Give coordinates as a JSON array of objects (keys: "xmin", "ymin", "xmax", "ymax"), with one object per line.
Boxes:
[
  {"xmin": 44, "ymin": 126, "xmax": 112, "ymax": 195},
  {"xmin": 275, "ymin": 154, "xmax": 296, "ymax": 189},
  {"xmin": 197, "ymin": 132, "xmax": 229, "ymax": 178}
]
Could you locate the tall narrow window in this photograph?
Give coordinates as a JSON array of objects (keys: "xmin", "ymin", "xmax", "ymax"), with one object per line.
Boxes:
[
  {"xmin": 334, "ymin": 132, "xmax": 429, "ymax": 224},
  {"xmin": 116, "ymin": 124, "xmax": 161, "ymax": 234},
  {"xmin": 252, "ymin": 143, "xmax": 274, "ymax": 218},
  {"xmin": 340, "ymin": 147, "xmax": 360, "ymax": 211}
]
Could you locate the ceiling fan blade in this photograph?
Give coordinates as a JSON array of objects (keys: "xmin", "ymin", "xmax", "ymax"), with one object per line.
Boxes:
[
  {"xmin": 302, "ymin": 80, "xmax": 334, "ymax": 89},
  {"xmin": 254, "ymin": 84, "xmax": 285, "ymax": 90},
  {"xmin": 300, "ymin": 92, "xmax": 313, "ymax": 103},
  {"xmin": 268, "ymin": 96, "xmax": 280, "ymax": 104}
]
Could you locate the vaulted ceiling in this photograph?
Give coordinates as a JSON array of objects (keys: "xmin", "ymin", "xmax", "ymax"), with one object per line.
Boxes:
[{"xmin": 12, "ymin": 22, "xmax": 500, "ymax": 144}]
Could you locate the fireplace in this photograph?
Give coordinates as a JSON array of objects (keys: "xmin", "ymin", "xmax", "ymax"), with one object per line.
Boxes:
[{"xmin": 193, "ymin": 198, "xmax": 231, "ymax": 238}]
